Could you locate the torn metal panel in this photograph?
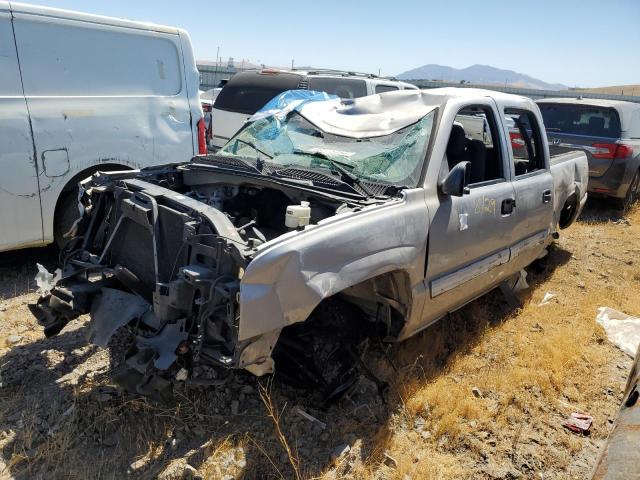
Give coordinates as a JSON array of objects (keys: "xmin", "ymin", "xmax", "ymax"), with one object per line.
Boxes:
[
  {"xmin": 297, "ymin": 90, "xmax": 439, "ymax": 138},
  {"xmin": 88, "ymin": 288, "xmax": 150, "ymax": 346}
]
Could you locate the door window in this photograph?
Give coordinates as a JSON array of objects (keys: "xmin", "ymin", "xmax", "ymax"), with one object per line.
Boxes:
[
  {"xmin": 375, "ymin": 84, "xmax": 399, "ymax": 94},
  {"xmin": 447, "ymin": 106, "xmax": 504, "ymax": 185},
  {"xmin": 504, "ymin": 108, "xmax": 546, "ymax": 176},
  {"xmin": 307, "ymin": 77, "xmax": 367, "ymax": 99},
  {"xmin": 14, "ymin": 17, "xmax": 182, "ymax": 96}
]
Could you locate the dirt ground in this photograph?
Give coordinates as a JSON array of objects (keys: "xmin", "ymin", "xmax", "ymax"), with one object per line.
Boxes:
[{"xmin": 0, "ymin": 200, "xmax": 638, "ymax": 480}]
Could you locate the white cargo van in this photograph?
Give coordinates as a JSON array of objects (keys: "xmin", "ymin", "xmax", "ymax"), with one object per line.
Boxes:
[{"xmin": 0, "ymin": 2, "xmax": 205, "ymax": 252}]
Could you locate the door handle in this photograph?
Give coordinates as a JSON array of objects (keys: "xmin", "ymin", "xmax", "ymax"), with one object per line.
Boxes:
[
  {"xmin": 501, "ymin": 198, "xmax": 516, "ymax": 215},
  {"xmin": 542, "ymin": 190, "xmax": 552, "ymax": 204}
]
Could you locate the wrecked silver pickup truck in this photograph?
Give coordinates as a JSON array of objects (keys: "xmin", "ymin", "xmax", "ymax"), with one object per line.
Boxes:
[{"xmin": 31, "ymin": 88, "xmax": 588, "ymax": 399}]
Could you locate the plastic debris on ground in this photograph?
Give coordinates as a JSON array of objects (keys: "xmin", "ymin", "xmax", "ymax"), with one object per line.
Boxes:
[
  {"xmin": 563, "ymin": 412, "xmax": 593, "ymax": 434},
  {"xmin": 595, "ymin": 307, "xmax": 640, "ymax": 357},
  {"xmin": 538, "ymin": 291, "xmax": 556, "ymax": 306},
  {"xmin": 35, "ymin": 263, "xmax": 61, "ymax": 295},
  {"xmin": 295, "ymin": 407, "xmax": 327, "ymax": 430}
]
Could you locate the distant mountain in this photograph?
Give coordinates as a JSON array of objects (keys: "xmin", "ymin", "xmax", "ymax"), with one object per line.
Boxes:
[{"xmin": 397, "ymin": 64, "xmax": 568, "ymax": 91}]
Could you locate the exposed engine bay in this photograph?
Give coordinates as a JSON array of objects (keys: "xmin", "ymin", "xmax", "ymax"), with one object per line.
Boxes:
[{"xmin": 29, "ymin": 158, "xmax": 395, "ymax": 401}]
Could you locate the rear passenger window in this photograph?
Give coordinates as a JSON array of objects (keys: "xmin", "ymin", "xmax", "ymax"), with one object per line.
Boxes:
[
  {"xmin": 375, "ymin": 84, "xmax": 399, "ymax": 94},
  {"xmin": 307, "ymin": 77, "xmax": 367, "ymax": 99},
  {"xmin": 214, "ymin": 72, "xmax": 302, "ymax": 115},
  {"xmin": 14, "ymin": 18, "xmax": 182, "ymax": 96},
  {"xmin": 504, "ymin": 108, "xmax": 546, "ymax": 176},
  {"xmin": 447, "ymin": 106, "xmax": 504, "ymax": 185},
  {"xmin": 538, "ymin": 104, "xmax": 621, "ymax": 138}
]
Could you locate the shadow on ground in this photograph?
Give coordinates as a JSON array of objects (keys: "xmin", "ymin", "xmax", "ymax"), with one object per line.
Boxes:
[
  {"xmin": 0, "ymin": 244, "xmax": 572, "ymax": 479},
  {"xmin": 577, "ymin": 197, "xmax": 629, "ymax": 224},
  {"xmin": 0, "ymin": 246, "xmax": 57, "ymax": 300}
]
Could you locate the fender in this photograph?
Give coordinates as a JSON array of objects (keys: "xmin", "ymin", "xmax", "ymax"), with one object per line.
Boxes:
[{"xmin": 237, "ymin": 188, "xmax": 430, "ymax": 341}]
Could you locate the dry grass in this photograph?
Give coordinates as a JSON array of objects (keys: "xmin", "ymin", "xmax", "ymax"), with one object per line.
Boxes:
[
  {"xmin": 259, "ymin": 379, "xmax": 302, "ymax": 480},
  {"xmin": 1, "ymin": 203, "xmax": 637, "ymax": 479},
  {"xmin": 352, "ymin": 203, "xmax": 640, "ymax": 478}
]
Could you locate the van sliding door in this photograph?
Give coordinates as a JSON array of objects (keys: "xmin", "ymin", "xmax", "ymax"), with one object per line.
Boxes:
[
  {"xmin": 11, "ymin": 10, "xmax": 193, "ymax": 244},
  {"xmin": 0, "ymin": 9, "xmax": 43, "ymax": 251}
]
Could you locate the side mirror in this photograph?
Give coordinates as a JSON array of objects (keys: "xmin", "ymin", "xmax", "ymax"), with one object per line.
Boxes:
[{"xmin": 439, "ymin": 161, "xmax": 471, "ymax": 197}]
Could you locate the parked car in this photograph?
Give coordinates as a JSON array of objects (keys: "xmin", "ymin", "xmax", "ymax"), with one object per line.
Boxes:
[
  {"xmin": 537, "ymin": 98, "xmax": 640, "ymax": 209},
  {"xmin": 208, "ymin": 69, "xmax": 418, "ymax": 149},
  {"xmin": 0, "ymin": 1, "xmax": 204, "ymax": 252},
  {"xmin": 31, "ymin": 88, "xmax": 588, "ymax": 399}
]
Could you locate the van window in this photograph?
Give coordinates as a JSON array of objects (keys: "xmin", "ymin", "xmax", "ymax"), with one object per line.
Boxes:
[
  {"xmin": 505, "ymin": 108, "xmax": 546, "ymax": 176},
  {"xmin": 213, "ymin": 71, "xmax": 302, "ymax": 115},
  {"xmin": 0, "ymin": 17, "xmax": 23, "ymax": 96},
  {"xmin": 307, "ymin": 77, "xmax": 367, "ymax": 99},
  {"xmin": 375, "ymin": 84, "xmax": 399, "ymax": 94},
  {"xmin": 538, "ymin": 103, "xmax": 621, "ymax": 138},
  {"xmin": 13, "ymin": 18, "xmax": 181, "ymax": 96}
]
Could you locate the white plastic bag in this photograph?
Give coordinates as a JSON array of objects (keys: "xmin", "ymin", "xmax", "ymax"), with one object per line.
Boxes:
[{"xmin": 595, "ymin": 307, "xmax": 640, "ymax": 357}]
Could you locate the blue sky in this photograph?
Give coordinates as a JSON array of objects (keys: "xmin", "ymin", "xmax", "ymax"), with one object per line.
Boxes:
[{"xmin": 28, "ymin": 0, "xmax": 640, "ymax": 87}]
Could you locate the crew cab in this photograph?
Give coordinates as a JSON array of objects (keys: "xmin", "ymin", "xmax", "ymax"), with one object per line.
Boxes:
[{"xmin": 31, "ymin": 88, "xmax": 588, "ymax": 399}]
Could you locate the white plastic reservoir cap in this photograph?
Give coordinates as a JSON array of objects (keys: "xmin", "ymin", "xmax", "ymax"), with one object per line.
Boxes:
[{"xmin": 285, "ymin": 201, "xmax": 311, "ymax": 229}]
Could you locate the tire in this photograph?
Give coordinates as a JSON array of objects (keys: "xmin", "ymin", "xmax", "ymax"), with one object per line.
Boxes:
[
  {"xmin": 558, "ymin": 195, "xmax": 578, "ymax": 229},
  {"xmin": 615, "ymin": 170, "xmax": 640, "ymax": 211},
  {"xmin": 53, "ymin": 189, "xmax": 81, "ymax": 249}
]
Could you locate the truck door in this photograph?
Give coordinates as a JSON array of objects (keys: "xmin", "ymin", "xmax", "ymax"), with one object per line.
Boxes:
[
  {"xmin": 502, "ymin": 107, "xmax": 554, "ymax": 263},
  {"xmin": 0, "ymin": 8, "xmax": 43, "ymax": 251},
  {"xmin": 423, "ymin": 101, "xmax": 517, "ymax": 322}
]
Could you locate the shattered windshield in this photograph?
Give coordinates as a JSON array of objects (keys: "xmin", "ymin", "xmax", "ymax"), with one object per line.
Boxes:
[{"xmin": 218, "ymin": 110, "xmax": 435, "ymax": 188}]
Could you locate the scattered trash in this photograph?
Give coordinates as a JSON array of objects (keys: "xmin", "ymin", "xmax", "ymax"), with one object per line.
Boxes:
[
  {"xmin": 175, "ymin": 368, "xmax": 188, "ymax": 382},
  {"xmin": 613, "ymin": 218, "xmax": 631, "ymax": 226},
  {"xmin": 471, "ymin": 387, "xmax": 483, "ymax": 398},
  {"xmin": 295, "ymin": 407, "xmax": 327, "ymax": 430},
  {"xmin": 595, "ymin": 307, "xmax": 640, "ymax": 357},
  {"xmin": 331, "ymin": 443, "xmax": 350, "ymax": 460},
  {"xmin": 6, "ymin": 334, "xmax": 22, "ymax": 345},
  {"xmin": 538, "ymin": 292, "xmax": 556, "ymax": 306},
  {"xmin": 563, "ymin": 412, "xmax": 593, "ymax": 434},
  {"xmin": 35, "ymin": 263, "xmax": 61, "ymax": 295}
]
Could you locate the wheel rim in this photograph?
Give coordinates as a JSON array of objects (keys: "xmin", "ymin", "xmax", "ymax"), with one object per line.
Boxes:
[{"xmin": 625, "ymin": 172, "xmax": 640, "ymax": 209}]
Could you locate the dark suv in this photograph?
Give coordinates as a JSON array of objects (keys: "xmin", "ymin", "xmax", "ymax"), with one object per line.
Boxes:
[{"xmin": 537, "ymin": 98, "xmax": 640, "ymax": 209}]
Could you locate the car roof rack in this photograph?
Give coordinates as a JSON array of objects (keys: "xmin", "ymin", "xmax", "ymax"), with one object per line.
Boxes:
[{"xmin": 292, "ymin": 68, "xmax": 399, "ymax": 81}]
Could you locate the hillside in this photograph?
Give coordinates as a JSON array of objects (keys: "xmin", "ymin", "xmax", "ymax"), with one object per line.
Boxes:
[
  {"xmin": 572, "ymin": 84, "xmax": 640, "ymax": 97},
  {"xmin": 397, "ymin": 64, "xmax": 568, "ymax": 91}
]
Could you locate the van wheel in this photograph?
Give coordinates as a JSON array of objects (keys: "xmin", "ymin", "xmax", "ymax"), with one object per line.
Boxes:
[
  {"xmin": 54, "ymin": 189, "xmax": 81, "ymax": 249},
  {"xmin": 616, "ymin": 171, "xmax": 640, "ymax": 211}
]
